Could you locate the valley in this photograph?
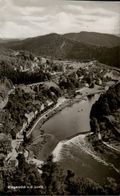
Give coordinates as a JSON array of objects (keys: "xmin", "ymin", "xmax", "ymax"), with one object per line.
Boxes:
[{"xmin": 0, "ymin": 31, "xmax": 120, "ymax": 195}]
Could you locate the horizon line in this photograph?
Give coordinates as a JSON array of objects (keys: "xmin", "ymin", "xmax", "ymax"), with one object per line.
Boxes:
[{"xmin": 0, "ymin": 30, "xmax": 119, "ymax": 40}]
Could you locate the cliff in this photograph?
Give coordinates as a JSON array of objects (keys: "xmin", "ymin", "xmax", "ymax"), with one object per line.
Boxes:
[{"xmin": 89, "ymin": 82, "xmax": 120, "ymax": 147}]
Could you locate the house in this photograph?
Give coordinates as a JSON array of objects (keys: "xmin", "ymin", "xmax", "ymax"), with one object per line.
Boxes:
[
  {"xmin": 25, "ymin": 112, "xmax": 35, "ymax": 124},
  {"xmin": 20, "ymin": 121, "xmax": 28, "ymax": 134},
  {"xmin": 31, "ymin": 62, "xmax": 40, "ymax": 72},
  {"xmin": 40, "ymin": 104, "xmax": 45, "ymax": 111},
  {"xmin": 34, "ymin": 57, "xmax": 39, "ymax": 63},
  {"xmin": 46, "ymin": 100, "xmax": 53, "ymax": 107},
  {"xmin": 98, "ymin": 132, "xmax": 102, "ymax": 141},
  {"xmin": 40, "ymin": 57, "xmax": 46, "ymax": 65},
  {"xmin": 9, "ymin": 159, "xmax": 18, "ymax": 168},
  {"xmin": 34, "ymin": 110, "xmax": 38, "ymax": 116},
  {"xmin": 0, "ymin": 123, "xmax": 3, "ymax": 128}
]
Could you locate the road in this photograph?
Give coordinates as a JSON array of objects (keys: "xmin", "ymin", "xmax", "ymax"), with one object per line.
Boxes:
[
  {"xmin": 4, "ymin": 86, "xmax": 108, "ymax": 167},
  {"xmin": 27, "ymin": 87, "xmax": 105, "ymax": 138},
  {"xmin": 102, "ymin": 141, "xmax": 120, "ymax": 153},
  {"xmin": 27, "ymin": 97, "xmax": 66, "ymax": 137},
  {"xmin": 5, "ymin": 97, "xmax": 66, "ymax": 166},
  {"xmin": 98, "ymin": 131, "xmax": 120, "ymax": 154}
]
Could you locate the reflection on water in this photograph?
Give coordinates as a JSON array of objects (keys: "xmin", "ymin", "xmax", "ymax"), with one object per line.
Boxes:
[
  {"xmin": 32, "ymin": 93, "xmax": 120, "ymax": 184},
  {"xmin": 42, "ymin": 94, "xmax": 100, "ymax": 140}
]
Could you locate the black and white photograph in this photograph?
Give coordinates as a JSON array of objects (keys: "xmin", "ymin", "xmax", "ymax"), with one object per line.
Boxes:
[{"xmin": 0, "ymin": 0, "xmax": 120, "ymax": 195}]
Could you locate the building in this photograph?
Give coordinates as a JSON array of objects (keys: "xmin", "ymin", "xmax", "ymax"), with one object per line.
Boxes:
[
  {"xmin": 40, "ymin": 104, "xmax": 45, "ymax": 112},
  {"xmin": 25, "ymin": 112, "xmax": 35, "ymax": 124},
  {"xmin": 98, "ymin": 132, "xmax": 102, "ymax": 141},
  {"xmin": 40, "ymin": 57, "xmax": 46, "ymax": 65},
  {"xmin": 46, "ymin": 100, "xmax": 53, "ymax": 107}
]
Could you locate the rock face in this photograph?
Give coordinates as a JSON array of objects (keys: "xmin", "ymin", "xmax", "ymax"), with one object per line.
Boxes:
[
  {"xmin": 0, "ymin": 78, "xmax": 13, "ymax": 108},
  {"xmin": 90, "ymin": 82, "xmax": 120, "ymax": 141},
  {"xmin": 0, "ymin": 77, "xmax": 13, "ymax": 92}
]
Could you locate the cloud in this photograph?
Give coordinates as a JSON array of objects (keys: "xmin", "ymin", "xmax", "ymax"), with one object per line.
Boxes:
[
  {"xmin": 11, "ymin": 0, "xmax": 45, "ymax": 7},
  {"xmin": 0, "ymin": 0, "xmax": 119, "ymax": 38},
  {"xmin": 0, "ymin": 21, "xmax": 32, "ymax": 38},
  {"xmin": 63, "ymin": 3, "xmax": 119, "ymax": 34},
  {"xmin": 0, "ymin": 0, "xmax": 6, "ymax": 8},
  {"xmin": 0, "ymin": 0, "xmax": 45, "ymax": 22},
  {"xmin": 65, "ymin": 4, "xmax": 118, "ymax": 17},
  {"xmin": 20, "ymin": 7, "xmax": 45, "ymax": 16},
  {"xmin": 11, "ymin": 0, "xmax": 59, "ymax": 7}
]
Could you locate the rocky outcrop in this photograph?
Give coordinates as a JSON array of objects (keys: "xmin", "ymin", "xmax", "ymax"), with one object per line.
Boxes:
[{"xmin": 90, "ymin": 82, "xmax": 120, "ymax": 141}]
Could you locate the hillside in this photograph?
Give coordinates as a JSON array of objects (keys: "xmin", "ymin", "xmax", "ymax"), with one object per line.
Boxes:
[
  {"xmin": 67, "ymin": 44, "xmax": 120, "ymax": 67},
  {"xmin": 0, "ymin": 32, "xmax": 120, "ymax": 67},
  {"xmin": 90, "ymin": 82, "xmax": 120, "ymax": 141},
  {"xmin": 88, "ymin": 82, "xmax": 120, "ymax": 178},
  {"xmin": 0, "ymin": 38, "xmax": 20, "ymax": 44},
  {"xmin": 63, "ymin": 31, "xmax": 120, "ymax": 48},
  {"xmin": 0, "ymin": 33, "xmax": 74, "ymax": 58}
]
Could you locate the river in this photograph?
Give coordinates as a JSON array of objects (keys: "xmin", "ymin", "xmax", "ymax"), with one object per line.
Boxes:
[
  {"xmin": 31, "ymin": 91, "xmax": 120, "ymax": 185},
  {"xmin": 31, "ymin": 93, "xmax": 100, "ymax": 161},
  {"xmin": 41, "ymin": 94, "xmax": 99, "ymax": 140}
]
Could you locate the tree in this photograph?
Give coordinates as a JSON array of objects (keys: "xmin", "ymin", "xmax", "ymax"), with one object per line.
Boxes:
[
  {"xmin": 5, "ymin": 153, "xmax": 43, "ymax": 195},
  {"xmin": 17, "ymin": 153, "xmax": 26, "ymax": 170},
  {"xmin": 41, "ymin": 155, "xmax": 66, "ymax": 195},
  {"xmin": 90, "ymin": 117, "xmax": 100, "ymax": 133},
  {"xmin": 0, "ymin": 133, "xmax": 11, "ymax": 155},
  {"xmin": 103, "ymin": 177, "xmax": 120, "ymax": 195},
  {"xmin": 65, "ymin": 175, "xmax": 105, "ymax": 195},
  {"xmin": 41, "ymin": 156, "xmax": 106, "ymax": 195}
]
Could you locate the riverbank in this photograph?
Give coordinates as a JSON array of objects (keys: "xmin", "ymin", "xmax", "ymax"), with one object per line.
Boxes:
[
  {"xmin": 27, "ymin": 88, "xmax": 103, "ymax": 160},
  {"xmin": 27, "ymin": 86, "xmax": 104, "ymax": 139},
  {"xmin": 7, "ymin": 82, "xmax": 120, "ymax": 187},
  {"xmin": 52, "ymin": 132, "xmax": 120, "ymax": 185},
  {"xmin": 6, "ymin": 86, "xmax": 104, "ymax": 166},
  {"xmin": 26, "ymin": 82, "xmax": 120, "ymax": 184}
]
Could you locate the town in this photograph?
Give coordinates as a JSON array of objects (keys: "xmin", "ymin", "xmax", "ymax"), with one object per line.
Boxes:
[{"xmin": 0, "ymin": 49, "xmax": 120, "ymax": 170}]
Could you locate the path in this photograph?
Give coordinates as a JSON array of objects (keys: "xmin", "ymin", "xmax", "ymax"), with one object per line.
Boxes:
[
  {"xmin": 27, "ymin": 97, "xmax": 66, "ymax": 137},
  {"xmin": 5, "ymin": 97, "xmax": 66, "ymax": 166},
  {"xmin": 27, "ymin": 87, "xmax": 105, "ymax": 138},
  {"xmin": 102, "ymin": 141, "xmax": 120, "ymax": 153},
  {"xmin": 98, "ymin": 131, "xmax": 120, "ymax": 153},
  {"xmin": 5, "ymin": 87, "xmax": 105, "ymax": 167}
]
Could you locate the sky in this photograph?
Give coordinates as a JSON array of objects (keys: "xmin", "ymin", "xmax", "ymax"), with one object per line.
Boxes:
[{"xmin": 0, "ymin": 0, "xmax": 120, "ymax": 38}]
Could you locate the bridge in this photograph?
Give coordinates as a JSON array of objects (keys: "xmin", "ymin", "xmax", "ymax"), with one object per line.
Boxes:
[{"xmin": 27, "ymin": 81, "xmax": 45, "ymax": 92}]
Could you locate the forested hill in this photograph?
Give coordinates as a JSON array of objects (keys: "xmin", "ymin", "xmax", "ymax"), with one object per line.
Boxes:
[
  {"xmin": 90, "ymin": 82, "xmax": 120, "ymax": 120},
  {"xmin": 63, "ymin": 31, "xmax": 120, "ymax": 48},
  {"xmin": 90, "ymin": 82, "xmax": 120, "ymax": 140},
  {"xmin": 0, "ymin": 32, "xmax": 120, "ymax": 67}
]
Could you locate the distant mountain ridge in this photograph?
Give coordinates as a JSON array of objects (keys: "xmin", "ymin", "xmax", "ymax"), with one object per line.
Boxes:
[
  {"xmin": 63, "ymin": 31, "xmax": 120, "ymax": 48},
  {"xmin": 0, "ymin": 31, "xmax": 120, "ymax": 67},
  {"xmin": 0, "ymin": 38, "xmax": 20, "ymax": 44},
  {"xmin": 1, "ymin": 31, "xmax": 120, "ymax": 47},
  {"xmin": 0, "ymin": 33, "xmax": 80, "ymax": 58}
]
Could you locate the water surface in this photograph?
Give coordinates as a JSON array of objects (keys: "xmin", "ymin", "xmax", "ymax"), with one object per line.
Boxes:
[
  {"xmin": 42, "ymin": 94, "xmax": 99, "ymax": 140},
  {"xmin": 32, "ymin": 93, "xmax": 120, "ymax": 184}
]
